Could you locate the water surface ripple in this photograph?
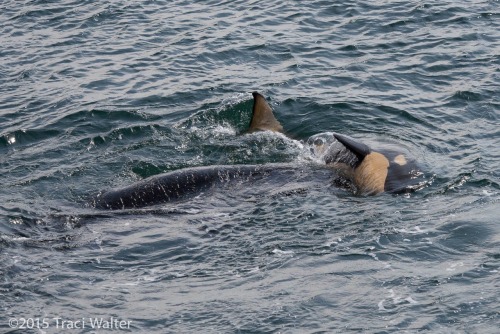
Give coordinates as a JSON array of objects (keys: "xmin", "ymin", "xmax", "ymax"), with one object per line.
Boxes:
[{"xmin": 1, "ymin": 0, "xmax": 499, "ymax": 333}]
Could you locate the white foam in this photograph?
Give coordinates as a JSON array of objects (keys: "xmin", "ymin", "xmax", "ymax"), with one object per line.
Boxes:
[
  {"xmin": 211, "ymin": 124, "xmax": 236, "ymax": 136},
  {"xmin": 272, "ymin": 248, "xmax": 294, "ymax": 256}
]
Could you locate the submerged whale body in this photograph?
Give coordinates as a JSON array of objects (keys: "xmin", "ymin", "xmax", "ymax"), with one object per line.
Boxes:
[
  {"xmin": 94, "ymin": 92, "xmax": 424, "ymax": 210},
  {"xmin": 94, "ymin": 164, "xmax": 304, "ymax": 210}
]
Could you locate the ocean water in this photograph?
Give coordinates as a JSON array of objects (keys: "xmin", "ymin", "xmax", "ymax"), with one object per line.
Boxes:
[{"xmin": 1, "ymin": 0, "xmax": 499, "ymax": 333}]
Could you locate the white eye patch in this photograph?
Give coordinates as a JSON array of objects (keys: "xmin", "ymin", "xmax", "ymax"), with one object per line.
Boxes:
[{"xmin": 393, "ymin": 154, "xmax": 407, "ymax": 166}]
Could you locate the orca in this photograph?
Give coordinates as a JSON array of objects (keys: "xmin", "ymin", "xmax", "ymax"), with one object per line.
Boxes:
[
  {"xmin": 93, "ymin": 164, "xmax": 303, "ymax": 210},
  {"xmin": 94, "ymin": 92, "xmax": 424, "ymax": 209},
  {"xmin": 250, "ymin": 92, "xmax": 423, "ymax": 195}
]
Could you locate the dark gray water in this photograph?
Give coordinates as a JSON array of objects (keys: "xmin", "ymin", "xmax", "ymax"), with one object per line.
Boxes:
[{"xmin": 1, "ymin": 1, "xmax": 499, "ymax": 333}]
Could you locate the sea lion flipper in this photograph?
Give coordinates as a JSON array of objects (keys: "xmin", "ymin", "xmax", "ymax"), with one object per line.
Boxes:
[
  {"xmin": 333, "ymin": 133, "xmax": 371, "ymax": 162},
  {"xmin": 249, "ymin": 92, "xmax": 284, "ymax": 133}
]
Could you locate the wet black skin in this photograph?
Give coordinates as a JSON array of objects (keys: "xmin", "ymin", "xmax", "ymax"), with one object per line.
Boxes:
[{"xmin": 93, "ymin": 164, "xmax": 319, "ymax": 210}]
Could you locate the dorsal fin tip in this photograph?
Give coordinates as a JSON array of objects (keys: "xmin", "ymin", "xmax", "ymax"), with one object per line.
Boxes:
[{"xmin": 249, "ymin": 92, "xmax": 283, "ymax": 133}]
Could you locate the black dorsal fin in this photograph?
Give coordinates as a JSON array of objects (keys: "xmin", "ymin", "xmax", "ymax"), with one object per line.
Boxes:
[
  {"xmin": 334, "ymin": 133, "xmax": 371, "ymax": 162},
  {"xmin": 249, "ymin": 92, "xmax": 284, "ymax": 133}
]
